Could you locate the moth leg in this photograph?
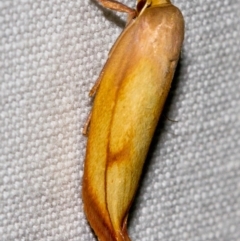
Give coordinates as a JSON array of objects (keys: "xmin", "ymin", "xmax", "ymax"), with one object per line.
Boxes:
[
  {"xmin": 96, "ymin": 0, "xmax": 137, "ymax": 17},
  {"xmin": 89, "ymin": 71, "xmax": 103, "ymax": 97},
  {"xmin": 165, "ymin": 115, "xmax": 178, "ymax": 123},
  {"xmin": 82, "ymin": 112, "xmax": 92, "ymax": 136}
]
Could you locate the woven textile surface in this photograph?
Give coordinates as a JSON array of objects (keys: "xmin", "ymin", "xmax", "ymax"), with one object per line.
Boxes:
[{"xmin": 1, "ymin": 0, "xmax": 240, "ymax": 240}]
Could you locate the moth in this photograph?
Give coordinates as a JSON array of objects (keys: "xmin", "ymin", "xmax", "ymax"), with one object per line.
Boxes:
[{"xmin": 82, "ymin": 0, "xmax": 184, "ymax": 240}]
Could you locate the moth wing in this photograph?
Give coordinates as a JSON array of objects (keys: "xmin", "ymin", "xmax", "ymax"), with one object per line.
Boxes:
[{"xmin": 82, "ymin": 4, "xmax": 184, "ymax": 240}]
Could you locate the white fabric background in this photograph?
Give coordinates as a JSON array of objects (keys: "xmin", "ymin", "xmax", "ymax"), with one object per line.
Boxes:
[{"xmin": 1, "ymin": 0, "xmax": 240, "ymax": 240}]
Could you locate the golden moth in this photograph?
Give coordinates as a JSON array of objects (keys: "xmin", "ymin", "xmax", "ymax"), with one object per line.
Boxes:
[{"xmin": 82, "ymin": 0, "xmax": 184, "ymax": 240}]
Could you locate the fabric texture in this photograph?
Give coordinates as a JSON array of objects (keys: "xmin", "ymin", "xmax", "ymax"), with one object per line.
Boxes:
[{"xmin": 1, "ymin": 0, "xmax": 240, "ymax": 240}]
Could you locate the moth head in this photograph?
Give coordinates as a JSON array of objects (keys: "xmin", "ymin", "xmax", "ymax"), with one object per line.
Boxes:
[{"xmin": 136, "ymin": 0, "xmax": 171, "ymax": 15}]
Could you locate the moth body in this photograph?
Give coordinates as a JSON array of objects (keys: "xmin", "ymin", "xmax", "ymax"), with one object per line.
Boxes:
[{"xmin": 82, "ymin": 1, "xmax": 184, "ymax": 240}]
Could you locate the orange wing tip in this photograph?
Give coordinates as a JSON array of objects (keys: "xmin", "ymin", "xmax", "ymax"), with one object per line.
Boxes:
[{"xmin": 82, "ymin": 178, "xmax": 131, "ymax": 241}]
